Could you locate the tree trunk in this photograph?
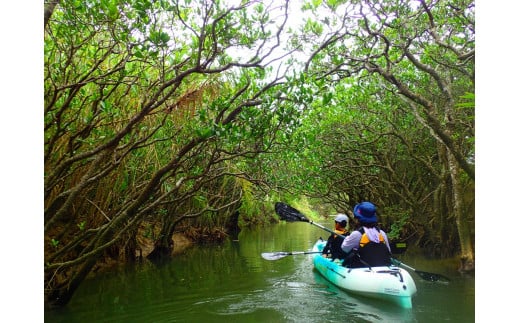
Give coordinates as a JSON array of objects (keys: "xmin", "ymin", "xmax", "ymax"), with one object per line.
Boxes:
[
  {"xmin": 447, "ymin": 151, "xmax": 475, "ymax": 272},
  {"xmin": 225, "ymin": 210, "xmax": 241, "ymax": 240},
  {"xmin": 45, "ymin": 257, "xmax": 97, "ymax": 308},
  {"xmin": 44, "ymin": 1, "xmax": 60, "ymax": 28},
  {"xmin": 147, "ymin": 223, "xmax": 175, "ymax": 261}
]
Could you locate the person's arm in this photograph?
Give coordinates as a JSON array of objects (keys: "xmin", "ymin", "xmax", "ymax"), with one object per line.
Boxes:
[
  {"xmin": 341, "ymin": 231, "xmax": 361, "ymax": 254},
  {"xmin": 322, "ymin": 234, "xmax": 334, "ymax": 255}
]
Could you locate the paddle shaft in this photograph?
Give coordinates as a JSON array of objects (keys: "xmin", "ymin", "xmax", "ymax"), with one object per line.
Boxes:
[
  {"xmin": 279, "ymin": 251, "xmax": 322, "ymax": 256},
  {"xmin": 306, "ymin": 219, "xmax": 347, "ymax": 239},
  {"xmin": 391, "ymin": 258, "xmax": 416, "ymax": 271},
  {"xmin": 261, "ymin": 250, "xmax": 324, "ymax": 261}
]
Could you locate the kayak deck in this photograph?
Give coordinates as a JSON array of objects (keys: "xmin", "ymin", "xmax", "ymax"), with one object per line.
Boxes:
[{"xmin": 312, "ymin": 239, "xmax": 417, "ymax": 309}]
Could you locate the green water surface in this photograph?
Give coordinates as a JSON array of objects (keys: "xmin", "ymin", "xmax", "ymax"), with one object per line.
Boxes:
[{"xmin": 45, "ymin": 222, "xmax": 475, "ymax": 322}]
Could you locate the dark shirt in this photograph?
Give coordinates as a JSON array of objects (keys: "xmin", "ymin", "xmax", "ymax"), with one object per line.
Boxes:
[{"xmin": 322, "ymin": 229, "xmax": 348, "ymax": 260}]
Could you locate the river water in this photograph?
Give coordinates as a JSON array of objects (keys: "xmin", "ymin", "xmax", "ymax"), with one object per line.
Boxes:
[{"xmin": 45, "ymin": 221, "xmax": 475, "ymax": 322}]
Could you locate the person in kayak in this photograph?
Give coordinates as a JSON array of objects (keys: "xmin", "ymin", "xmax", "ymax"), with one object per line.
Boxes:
[
  {"xmin": 322, "ymin": 213, "xmax": 349, "ymax": 262},
  {"xmin": 341, "ymin": 201, "xmax": 392, "ymax": 268}
]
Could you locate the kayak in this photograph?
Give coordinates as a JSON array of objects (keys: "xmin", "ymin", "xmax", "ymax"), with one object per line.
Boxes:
[{"xmin": 312, "ymin": 239, "xmax": 417, "ymax": 309}]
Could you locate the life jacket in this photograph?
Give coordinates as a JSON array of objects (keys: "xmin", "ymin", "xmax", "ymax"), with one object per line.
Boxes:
[
  {"xmin": 347, "ymin": 227, "xmax": 391, "ymax": 268},
  {"xmin": 323, "ymin": 229, "xmax": 348, "ymax": 260}
]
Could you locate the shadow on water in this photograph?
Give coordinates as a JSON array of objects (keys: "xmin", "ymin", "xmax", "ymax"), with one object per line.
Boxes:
[{"xmin": 44, "ymin": 222, "xmax": 474, "ymax": 323}]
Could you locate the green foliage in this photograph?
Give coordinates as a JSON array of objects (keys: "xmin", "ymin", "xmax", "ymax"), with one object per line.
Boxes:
[
  {"xmin": 77, "ymin": 221, "xmax": 86, "ymax": 231},
  {"xmin": 385, "ymin": 208, "xmax": 410, "ymax": 241},
  {"xmin": 51, "ymin": 239, "xmax": 60, "ymax": 249},
  {"xmin": 237, "ymin": 179, "xmax": 257, "ymax": 225},
  {"xmin": 456, "ymin": 92, "xmax": 475, "ymax": 110}
]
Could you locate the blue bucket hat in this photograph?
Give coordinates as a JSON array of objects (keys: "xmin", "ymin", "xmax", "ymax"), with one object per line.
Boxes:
[{"xmin": 353, "ymin": 202, "xmax": 377, "ymax": 224}]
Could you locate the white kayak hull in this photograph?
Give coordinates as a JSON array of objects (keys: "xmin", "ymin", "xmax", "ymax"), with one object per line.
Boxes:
[{"xmin": 312, "ymin": 239, "xmax": 417, "ymax": 308}]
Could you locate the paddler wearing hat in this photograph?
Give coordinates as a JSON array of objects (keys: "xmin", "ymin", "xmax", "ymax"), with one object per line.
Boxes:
[{"xmin": 341, "ymin": 201, "xmax": 392, "ymax": 268}]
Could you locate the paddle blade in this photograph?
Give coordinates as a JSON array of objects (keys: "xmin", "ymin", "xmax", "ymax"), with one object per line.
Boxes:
[
  {"xmin": 275, "ymin": 202, "xmax": 309, "ymax": 222},
  {"xmin": 261, "ymin": 252, "xmax": 288, "ymax": 261},
  {"xmin": 415, "ymin": 270, "xmax": 451, "ymax": 283}
]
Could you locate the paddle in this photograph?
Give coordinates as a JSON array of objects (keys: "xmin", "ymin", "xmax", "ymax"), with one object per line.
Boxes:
[
  {"xmin": 390, "ymin": 258, "xmax": 450, "ymax": 283},
  {"xmin": 274, "ymin": 201, "xmax": 342, "ymax": 237},
  {"xmin": 261, "ymin": 251, "xmax": 323, "ymax": 261},
  {"xmin": 274, "ymin": 202, "xmax": 450, "ymax": 283}
]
